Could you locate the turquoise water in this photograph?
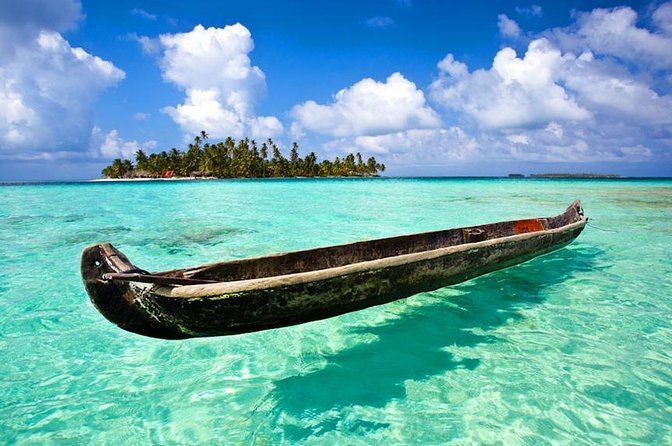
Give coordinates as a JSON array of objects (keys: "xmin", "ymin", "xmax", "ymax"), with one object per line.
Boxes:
[{"xmin": 1, "ymin": 178, "xmax": 671, "ymax": 444}]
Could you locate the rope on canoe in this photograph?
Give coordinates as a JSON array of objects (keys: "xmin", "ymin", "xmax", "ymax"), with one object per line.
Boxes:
[
  {"xmin": 102, "ymin": 272, "xmax": 217, "ymax": 286},
  {"xmin": 586, "ymin": 221, "xmax": 618, "ymax": 232}
]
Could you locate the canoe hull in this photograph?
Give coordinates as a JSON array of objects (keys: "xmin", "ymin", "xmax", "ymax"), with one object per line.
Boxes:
[
  {"xmin": 82, "ymin": 205, "xmax": 585, "ymax": 339},
  {"xmin": 150, "ymin": 223, "xmax": 584, "ymax": 338}
]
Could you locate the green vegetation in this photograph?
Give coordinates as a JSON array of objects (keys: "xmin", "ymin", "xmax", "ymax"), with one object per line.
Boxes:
[{"xmin": 101, "ymin": 132, "xmax": 385, "ymax": 179}]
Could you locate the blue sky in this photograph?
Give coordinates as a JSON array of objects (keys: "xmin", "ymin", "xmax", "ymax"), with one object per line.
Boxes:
[{"xmin": 1, "ymin": 0, "xmax": 671, "ymax": 179}]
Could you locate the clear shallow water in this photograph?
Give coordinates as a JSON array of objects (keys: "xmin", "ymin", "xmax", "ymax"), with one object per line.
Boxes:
[{"xmin": 1, "ymin": 177, "xmax": 671, "ymax": 444}]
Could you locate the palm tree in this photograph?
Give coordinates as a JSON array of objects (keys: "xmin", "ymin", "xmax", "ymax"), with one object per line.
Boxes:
[
  {"xmin": 168, "ymin": 148, "xmax": 182, "ymax": 173},
  {"xmin": 366, "ymin": 156, "xmax": 378, "ymax": 175},
  {"xmin": 122, "ymin": 159, "xmax": 133, "ymax": 177},
  {"xmin": 344, "ymin": 154, "xmax": 356, "ymax": 175},
  {"xmin": 303, "ymin": 152, "xmax": 318, "ymax": 176},
  {"xmin": 270, "ymin": 144, "xmax": 287, "ymax": 177},
  {"xmin": 356, "ymin": 152, "xmax": 365, "ymax": 175},
  {"xmin": 333, "ymin": 157, "xmax": 342, "ymax": 176},
  {"xmin": 289, "ymin": 143, "xmax": 301, "ymax": 176},
  {"xmin": 135, "ymin": 150, "xmax": 149, "ymax": 172},
  {"xmin": 260, "ymin": 143, "xmax": 269, "ymax": 177}
]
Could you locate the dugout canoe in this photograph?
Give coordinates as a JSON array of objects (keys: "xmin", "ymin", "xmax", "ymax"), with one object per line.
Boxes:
[{"xmin": 81, "ymin": 200, "xmax": 587, "ymax": 339}]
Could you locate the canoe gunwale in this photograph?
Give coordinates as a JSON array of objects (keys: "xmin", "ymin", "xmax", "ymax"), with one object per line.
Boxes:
[
  {"xmin": 152, "ymin": 216, "xmax": 587, "ymax": 299},
  {"xmin": 153, "ymin": 200, "xmax": 584, "ymax": 280}
]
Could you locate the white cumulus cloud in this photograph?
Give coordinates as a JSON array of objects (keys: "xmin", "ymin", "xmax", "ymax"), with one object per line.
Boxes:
[
  {"xmin": 320, "ymin": 127, "xmax": 479, "ymax": 169},
  {"xmin": 354, "ymin": 128, "xmax": 478, "ymax": 159},
  {"xmin": 127, "ymin": 33, "xmax": 160, "ymax": 55},
  {"xmin": 130, "ymin": 8, "xmax": 156, "ymax": 21},
  {"xmin": 559, "ymin": 52, "xmax": 672, "ymax": 125},
  {"xmin": 507, "ymin": 134, "xmax": 529, "ymax": 145},
  {"xmin": 291, "ymin": 72, "xmax": 441, "ymax": 137},
  {"xmin": 430, "ymin": 31, "xmax": 672, "ymax": 163},
  {"xmin": 549, "ymin": 4, "xmax": 672, "ymax": 70},
  {"xmin": 286, "ymin": 4, "xmax": 672, "ymax": 171},
  {"xmin": 653, "ymin": 2, "xmax": 672, "ymax": 35},
  {"xmin": 0, "ymin": 0, "xmax": 126, "ymax": 160},
  {"xmin": 515, "ymin": 5, "xmax": 542, "ymax": 17},
  {"xmin": 0, "ymin": 0, "xmax": 82, "ymax": 42},
  {"xmin": 91, "ymin": 127, "xmax": 157, "ymax": 159},
  {"xmin": 158, "ymin": 24, "xmax": 282, "ymax": 140},
  {"xmin": 0, "ymin": 31, "xmax": 125, "ymax": 158},
  {"xmin": 497, "ymin": 14, "xmax": 522, "ymax": 38},
  {"xmin": 430, "ymin": 39, "xmax": 591, "ymax": 129}
]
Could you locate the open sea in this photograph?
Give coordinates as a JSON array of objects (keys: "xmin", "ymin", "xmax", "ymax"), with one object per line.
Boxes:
[{"xmin": 1, "ymin": 177, "xmax": 671, "ymax": 444}]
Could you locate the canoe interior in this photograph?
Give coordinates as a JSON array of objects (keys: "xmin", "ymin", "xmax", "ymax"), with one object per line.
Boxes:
[{"xmin": 157, "ymin": 200, "xmax": 584, "ymax": 283}]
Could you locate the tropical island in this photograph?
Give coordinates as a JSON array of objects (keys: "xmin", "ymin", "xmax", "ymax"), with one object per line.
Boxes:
[
  {"xmin": 507, "ymin": 173, "xmax": 621, "ymax": 179},
  {"xmin": 101, "ymin": 132, "xmax": 385, "ymax": 179},
  {"xmin": 529, "ymin": 173, "xmax": 620, "ymax": 179}
]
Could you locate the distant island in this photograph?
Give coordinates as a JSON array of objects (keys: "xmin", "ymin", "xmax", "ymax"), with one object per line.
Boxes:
[
  {"xmin": 101, "ymin": 131, "xmax": 385, "ymax": 179},
  {"xmin": 508, "ymin": 173, "xmax": 621, "ymax": 179}
]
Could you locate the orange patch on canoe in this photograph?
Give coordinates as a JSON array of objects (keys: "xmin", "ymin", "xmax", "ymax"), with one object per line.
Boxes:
[{"xmin": 514, "ymin": 219, "xmax": 545, "ymax": 234}]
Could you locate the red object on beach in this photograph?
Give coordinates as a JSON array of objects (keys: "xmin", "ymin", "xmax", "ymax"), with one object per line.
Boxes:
[{"xmin": 162, "ymin": 170, "xmax": 174, "ymax": 178}]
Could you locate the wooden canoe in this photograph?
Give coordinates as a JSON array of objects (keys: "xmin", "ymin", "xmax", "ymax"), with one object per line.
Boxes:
[{"xmin": 81, "ymin": 200, "xmax": 587, "ymax": 339}]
